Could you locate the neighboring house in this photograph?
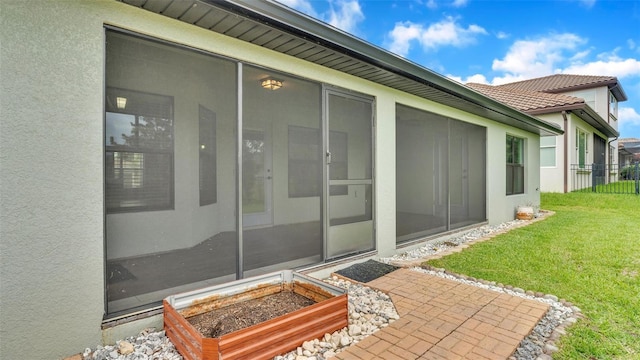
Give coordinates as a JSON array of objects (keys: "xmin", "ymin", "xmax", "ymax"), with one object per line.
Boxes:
[
  {"xmin": 0, "ymin": 1, "xmax": 562, "ymax": 358},
  {"xmin": 468, "ymin": 74, "xmax": 627, "ymax": 193},
  {"xmin": 619, "ymin": 138, "xmax": 640, "ymax": 167}
]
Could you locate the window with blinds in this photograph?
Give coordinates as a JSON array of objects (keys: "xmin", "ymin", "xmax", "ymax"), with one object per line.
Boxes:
[
  {"xmin": 506, "ymin": 134, "xmax": 525, "ymax": 195},
  {"xmin": 540, "ymin": 136, "xmax": 556, "ymax": 167},
  {"xmin": 105, "ymin": 88, "xmax": 174, "ymax": 213}
]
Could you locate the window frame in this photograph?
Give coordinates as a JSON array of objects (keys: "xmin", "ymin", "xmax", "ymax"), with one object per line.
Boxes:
[
  {"xmin": 506, "ymin": 134, "xmax": 525, "ymax": 195},
  {"xmin": 609, "ymin": 91, "xmax": 618, "ymax": 120},
  {"xmin": 105, "ymin": 87, "xmax": 175, "ymax": 213},
  {"xmin": 609, "ymin": 145, "xmax": 615, "ymax": 166},
  {"xmin": 576, "ymin": 128, "xmax": 588, "ymax": 169},
  {"xmin": 540, "ymin": 135, "xmax": 557, "ymax": 168}
]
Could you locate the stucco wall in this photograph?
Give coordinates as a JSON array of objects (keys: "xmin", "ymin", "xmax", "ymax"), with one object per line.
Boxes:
[
  {"xmin": 1, "ymin": 1, "xmax": 108, "ymax": 358},
  {"xmin": 1, "ymin": 1, "xmax": 542, "ymax": 358},
  {"xmin": 563, "ymin": 87, "xmax": 618, "ymax": 166},
  {"xmin": 486, "ymin": 125, "xmax": 542, "ymax": 221},
  {"xmin": 537, "ymin": 113, "xmax": 566, "ymax": 193},
  {"xmin": 565, "ymin": 87, "xmax": 611, "ymax": 123}
]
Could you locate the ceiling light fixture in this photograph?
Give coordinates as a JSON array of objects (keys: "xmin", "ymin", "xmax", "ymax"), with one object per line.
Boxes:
[
  {"xmin": 261, "ymin": 78, "xmax": 283, "ymax": 90},
  {"xmin": 116, "ymin": 96, "xmax": 127, "ymax": 109}
]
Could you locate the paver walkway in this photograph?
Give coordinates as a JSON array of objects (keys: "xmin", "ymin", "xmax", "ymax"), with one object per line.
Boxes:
[{"xmin": 333, "ymin": 268, "xmax": 549, "ymax": 360}]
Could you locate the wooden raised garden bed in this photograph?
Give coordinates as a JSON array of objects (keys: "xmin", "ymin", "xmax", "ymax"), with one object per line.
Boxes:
[{"xmin": 164, "ymin": 270, "xmax": 348, "ymax": 360}]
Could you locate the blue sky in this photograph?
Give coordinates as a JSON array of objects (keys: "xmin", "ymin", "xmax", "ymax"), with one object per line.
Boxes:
[{"xmin": 278, "ymin": 0, "xmax": 640, "ymax": 139}]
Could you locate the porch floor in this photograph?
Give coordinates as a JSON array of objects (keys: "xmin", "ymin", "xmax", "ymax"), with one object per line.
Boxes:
[{"xmin": 333, "ymin": 268, "xmax": 549, "ymax": 360}]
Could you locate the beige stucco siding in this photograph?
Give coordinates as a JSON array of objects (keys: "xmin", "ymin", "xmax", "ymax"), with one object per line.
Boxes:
[
  {"xmin": 537, "ymin": 111, "xmax": 615, "ymax": 193},
  {"xmin": 537, "ymin": 113, "xmax": 565, "ymax": 193},
  {"xmin": 1, "ymin": 1, "xmax": 109, "ymax": 358},
  {"xmin": 1, "ymin": 1, "xmax": 543, "ymax": 358}
]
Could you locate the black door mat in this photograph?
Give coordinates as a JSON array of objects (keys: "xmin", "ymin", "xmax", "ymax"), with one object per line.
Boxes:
[{"xmin": 334, "ymin": 260, "xmax": 400, "ymax": 283}]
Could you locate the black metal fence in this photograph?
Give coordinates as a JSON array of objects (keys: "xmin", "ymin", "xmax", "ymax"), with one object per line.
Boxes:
[{"xmin": 571, "ymin": 162, "xmax": 640, "ymax": 194}]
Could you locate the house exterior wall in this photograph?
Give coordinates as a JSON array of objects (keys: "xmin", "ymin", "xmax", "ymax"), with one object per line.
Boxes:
[
  {"xmin": 556, "ymin": 87, "xmax": 619, "ymax": 167},
  {"xmin": 1, "ymin": 1, "xmax": 108, "ymax": 358},
  {"xmin": 564, "ymin": 87, "xmax": 611, "ymax": 122},
  {"xmin": 0, "ymin": 1, "xmax": 542, "ymax": 358},
  {"xmin": 536, "ymin": 114, "xmax": 565, "ymax": 193},
  {"xmin": 536, "ymin": 111, "xmax": 614, "ymax": 193}
]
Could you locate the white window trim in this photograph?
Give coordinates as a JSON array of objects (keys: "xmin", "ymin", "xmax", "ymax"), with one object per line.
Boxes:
[
  {"xmin": 540, "ymin": 136, "xmax": 557, "ymax": 168},
  {"xmin": 576, "ymin": 128, "xmax": 589, "ymax": 169}
]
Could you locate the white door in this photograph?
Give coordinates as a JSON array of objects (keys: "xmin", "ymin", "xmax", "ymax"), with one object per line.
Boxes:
[{"xmin": 242, "ymin": 128, "xmax": 273, "ymax": 227}]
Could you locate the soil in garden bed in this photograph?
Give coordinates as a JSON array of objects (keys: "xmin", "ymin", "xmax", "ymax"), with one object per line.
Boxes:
[{"xmin": 187, "ymin": 291, "xmax": 316, "ymax": 337}]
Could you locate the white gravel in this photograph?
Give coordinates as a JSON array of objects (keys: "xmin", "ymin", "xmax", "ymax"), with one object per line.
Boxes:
[{"xmin": 84, "ymin": 215, "xmax": 580, "ymax": 360}]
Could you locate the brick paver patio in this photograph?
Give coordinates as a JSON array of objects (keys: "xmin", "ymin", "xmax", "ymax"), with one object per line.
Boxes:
[{"xmin": 333, "ymin": 268, "xmax": 549, "ymax": 360}]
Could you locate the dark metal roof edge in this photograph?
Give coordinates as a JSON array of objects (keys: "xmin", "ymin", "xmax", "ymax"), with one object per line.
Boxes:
[
  {"xmin": 530, "ymin": 102, "xmax": 617, "ymax": 138},
  {"xmin": 609, "ymin": 82, "xmax": 628, "ymax": 102},
  {"xmin": 527, "ymin": 103, "xmax": 585, "ymax": 116},
  {"xmin": 211, "ymin": 0, "xmax": 563, "ymax": 136},
  {"xmin": 570, "ymin": 105, "xmax": 618, "ymax": 138}
]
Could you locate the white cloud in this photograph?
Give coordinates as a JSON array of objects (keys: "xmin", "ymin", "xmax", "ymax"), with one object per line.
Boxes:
[
  {"xmin": 447, "ymin": 73, "xmax": 489, "ymax": 84},
  {"xmin": 482, "ymin": 33, "xmax": 640, "ymax": 83},
  {"xmin": 569, "ymin": 49, "xmax": 591, "ymax": 61},
  {"xmin": 562, "ymin": 57, "xmax": 640, "ymax": 79},
  {"xmin": 492, "ymin": 74, "xmax": 535, "ymax": 85},
  {"xmin": 579, "ymin": 0, "xmax": 596, "ymax": 8},
  {"xmin": 327, "ymin": 0, "xmax": 364, "ymax": 34},
  {"xmin": 496, "ymin": 31, "xmax": 510, "ymax": 40},
  {"xmin": 619, "ymin": 107, "xmax": 640, "ymax": 127},
  {"xmin": 386, "ymin": 16, "xmax": 487, "ymax": 56},
  {"xmin": 452, "ymin": 0, "xmax": 468, "ymax": 7},
  {"xmin": 596, "ymin": 47, "xmax": 622, "ymax": 61},
  {"xmin": 387, "ymin": 22, "xmax": 422, "ymax": 56},
  {"xmin": 423, "ymin": 0, "xmax": 468, "ymax": 9},
  {"xmin": 628, "ymin": 39, "xmax": 637, "ymax": 50},
  {"xmin": 491, "ymin": 33, "xmax": 586, "ymax": 78}
]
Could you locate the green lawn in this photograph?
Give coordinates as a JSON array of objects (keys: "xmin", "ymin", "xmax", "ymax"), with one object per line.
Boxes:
[{"xmin": 426, "ymin": 193, "xmax": 640, "ymax": 359}]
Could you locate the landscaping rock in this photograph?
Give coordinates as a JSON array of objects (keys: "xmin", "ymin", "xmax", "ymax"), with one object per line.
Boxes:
[{"xmin": 117, "ymin": 341, "xmax": 133, "ymax": 355}]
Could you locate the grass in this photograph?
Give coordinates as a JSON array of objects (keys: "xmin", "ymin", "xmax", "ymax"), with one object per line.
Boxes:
[{"xmin": 426, "ymin": 192, "xmax": 640, "ymax": 359}]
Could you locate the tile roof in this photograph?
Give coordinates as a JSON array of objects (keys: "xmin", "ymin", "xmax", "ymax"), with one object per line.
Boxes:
[
  {"xmin": 466, "ymin": 81, "xmax": 618, "ymax": 138},
  {"xmin": 466, "ymin": 83, "xmax": 585, "ymax": 113},
  {"xmin": 495, "ymin": 74, "xmax": 618, "ymax": 93},
  {"xmin": 619, "ymin": 138, "xmax": 640, "ymax": 143}
]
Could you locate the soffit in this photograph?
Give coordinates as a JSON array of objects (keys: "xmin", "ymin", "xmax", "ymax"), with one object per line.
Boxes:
[{"xmin": 118, "ymin": 0, "xmax": 563, "ymax": 136}]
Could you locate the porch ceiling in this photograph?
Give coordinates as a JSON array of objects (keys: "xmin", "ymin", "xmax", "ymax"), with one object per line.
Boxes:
[{"xmin": 119, "ymin": 0, "xmax": 563, "ymax": 136}]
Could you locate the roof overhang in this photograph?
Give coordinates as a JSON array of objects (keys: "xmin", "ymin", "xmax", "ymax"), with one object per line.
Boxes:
[
  {"xmin": 119, "ymin": 0, "xmax": 563, "ymax": 136},
  {"xmin": 622, "ymin": 142, "xmax": 640, "ymax": 154},
  {"xmin": 619, "ymin": 148, "xmax": 633, "ymax": 156},
  {"xmin": 544, "ymin": 78, "xmax": 628, "ymax": 102},
  {"xmin": 573, "ymin": 106, "xmax": 618, "ymax": 138},
  {"xmin": 527, "ymin": 103, "xmax": 618, "ymax": 138},
  {"xmin": 608, "ymin": 82, "xmax": 628, "ymax": 102}
]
